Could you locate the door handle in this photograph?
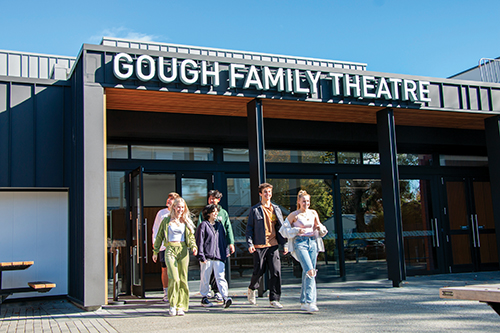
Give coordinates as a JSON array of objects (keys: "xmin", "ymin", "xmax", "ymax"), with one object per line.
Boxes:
[
  {"xmin": 144, "ymin": 218, "xmax": 148, "ymax": 263},
  {"xmin": 136, "ymin": 217, "xmax": 140, "ymax": 263},
  {"xmin": 474, "ymin": 214, "xmax": 481, "ymax": 247},
  {"xmin": 434, "ymin": 218, "xmax": 440, "ymax": 247},
  {"xmin": 471, "ymin": 215, "xmax": 477, "ymax": 248}
]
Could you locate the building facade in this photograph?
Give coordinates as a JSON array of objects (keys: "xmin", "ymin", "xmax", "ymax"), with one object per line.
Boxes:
[{"xmin": 1, "ymin": 38, "xmax": 500, "ymax": 309}]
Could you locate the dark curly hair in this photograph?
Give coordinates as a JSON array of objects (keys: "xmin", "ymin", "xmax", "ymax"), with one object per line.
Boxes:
[{"xmin": 202, "ymin": 204, "xmax": 218, "ymax": 221}]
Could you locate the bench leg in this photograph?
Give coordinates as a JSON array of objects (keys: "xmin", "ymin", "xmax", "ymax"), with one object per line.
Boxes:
[{"xmin": 487, "ymin": 302, "xmax": 500, "ymax": 316}]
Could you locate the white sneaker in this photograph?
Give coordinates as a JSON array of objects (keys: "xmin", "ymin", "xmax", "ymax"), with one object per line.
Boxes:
[
  {"xmin": 169, "ymin": 307, "xmax": 177, "ymax": 316},
  {"xmin": 270, "ymin": 301, "xmax": 283, "ymax": 309},
  {"xmin": 214, "ymin": 292, "xmax": 224, "ymax": 303},
  {"xmin": 176, "ymin": 308, "xmax": 185, "ymax": 316},
  {"xmin": 301, "ymin": 302, "xmax": 319, "ymax": 312},
  {"xmin": 247, "ymin": 288, "xmax": 256, "ymax": 305}
]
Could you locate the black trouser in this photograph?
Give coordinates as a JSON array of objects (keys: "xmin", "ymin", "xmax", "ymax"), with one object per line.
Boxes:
[{"xmin": 248, "ymin": 245, "xmax": 281, "ymax": 301}]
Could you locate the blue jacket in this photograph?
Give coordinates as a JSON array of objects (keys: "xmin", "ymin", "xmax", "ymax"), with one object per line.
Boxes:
[
  {"xmin": 195, "ymin": 220, "xmax": 228, "ymax": 262},
  {"xmin": 246, "ymin": 202, "xmax": 287, "ymax": 248}
]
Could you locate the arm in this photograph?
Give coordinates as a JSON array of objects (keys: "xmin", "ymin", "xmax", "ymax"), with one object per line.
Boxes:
[
  {"xmin": 246, "ymin": 208, "xmax": 256, "ymax": 253},
  {"xmin": 220, "ymin": 209, "xmax": 235, "ymax": 254},
  {"xmin": 186, "ymin": 225, "xmax": 198, "ymax": 256},
  {"xmin": 195, "ymin": 223, "xmax": 206, "ymax": 262},
  {"xmin": 279, "ymin": 214, "xmax": 301, "ymax": 239},
  {"xmin": 313, "ymin": 210, "xmax": 328, "ymax": 237},
  {"xmin": 153, "ymin": 216, "xmax": 169, "ymax": 254}
]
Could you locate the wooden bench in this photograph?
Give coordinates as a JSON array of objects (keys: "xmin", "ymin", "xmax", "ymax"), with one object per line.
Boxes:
[
  {"xmin": 439, "ymin": 284, "xmax": 500, "ymax": 316},
  {"xmin": 0, "ymin": 261, "xmax": 56, "ymax": 311}
]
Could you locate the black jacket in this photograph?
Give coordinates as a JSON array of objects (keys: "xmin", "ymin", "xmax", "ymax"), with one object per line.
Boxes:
[{"xmin": 246, "ymin": 202, "xmax": 287, "ymax": 248}]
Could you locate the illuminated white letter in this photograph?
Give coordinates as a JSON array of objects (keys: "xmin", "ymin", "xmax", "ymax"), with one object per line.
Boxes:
[
  {"xmin": 361, "ymin": 76, "xmax": 376, "ymax": 99},
  {"xmin": 375, "ymin": 77, "xmax": 392, "ymax": 100},
  {"xmin": 388, "ymin": 78, "xmax": 402, "ymax": 100},
  {"xmin": 402, "ymin": 79, "xmax": 418, "ymax": 102},
  {"xmin": 329, "ymin": 73, "xmax": 343, "ymax": 96},
  {"xmin": 114, "ymin": 53, "xmax": 133, "ymax": 80},
  {"xmin": 244, "ymin": 65, "xmax": 263, "ymax": 90},
  {"xmin": 136, "ymin": 55, "xmax": 156, "ymax": 82},
  {"xmin": 294, "ymin": 69, "xmax": 309, "ymax": 94},
  {"xmin": 285, "ymin": 68, "xmax": 293, "ymax": 93},
  {"xmin": 344, "ymin": 74, "xmax": 360, "ymax": 97},
  {"xmin": 263, "ymin": 67, "xmax": 284, "ymax": 91},
  {"xmin": 201, "ymin": 61, "xmax": 220, "ymax": 86},
  {"xmin": 180, "ymin": 59, "xmax": 199, "ymax": 85},
  {"xmin": 158, "ymin": 57, "xmax": 177, "ymax": 84},
  {"xmin": 418, "ymin": 81, "xmax": 431, "ymax": 102},
  {"xmin": 229, "ymin": 64, "xmax": 246, "ymax": 88},
  {"xmin": 306, "ymin": 71, "xmax": 321, "ymax": 95}
]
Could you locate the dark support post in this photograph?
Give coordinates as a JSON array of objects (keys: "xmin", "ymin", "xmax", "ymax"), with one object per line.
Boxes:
[
  {"xmin": 484, "ymin": 116, "xmax": 500, "ymax": 264},
  {"xmin": 247, "ymin": 99, "xmax": 266, "ymax": 205},
  {"xmin": 247, "ymin": 99, "xmax": 268, "ymax": 297},
  {"xmin": 377, "ymin": 108, "xmax": 405, "ymax": 287}
]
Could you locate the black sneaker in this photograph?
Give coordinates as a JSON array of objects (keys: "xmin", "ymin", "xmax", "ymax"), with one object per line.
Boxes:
[
  {"xmin": 224, "ymin": 297, "xmax": 232, "ymax": 308},
  {"xmin": 201, "ymin": 296, "xmax": 213, "ymax": 307}
]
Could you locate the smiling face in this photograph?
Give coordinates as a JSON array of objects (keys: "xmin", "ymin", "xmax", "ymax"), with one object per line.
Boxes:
[
  {"xmin": 174, "ymin": 201, "xmax": 185, "ymax": 217},
  {"xmin": 298, "ymin": 195, "xmax": 310, "ymax": 210},
  {"xmin": 208, "ymin": 195, "xmax": 220, "ymax": 206},
  {"xmin": 259, "ymin": 187, "xmax": 273, "ymax": 201},
  {"xmin": 209, "ymin": 207, "xmax": 219, "ymax": 221}
]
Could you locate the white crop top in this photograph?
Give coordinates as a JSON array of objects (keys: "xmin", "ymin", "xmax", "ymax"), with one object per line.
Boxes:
[
  {"xmin": 168, "ymin": 222, "xmax": 186, "ymax": 242},
  {"xmin": 293, "ymin": 212, "xmax": 315, "ymax": 237}
]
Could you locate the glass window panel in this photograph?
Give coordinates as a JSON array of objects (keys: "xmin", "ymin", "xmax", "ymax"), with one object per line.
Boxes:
[
  {"xmin": 400, "ymin": 179, "xmax": 438, "ymax": 273},
  {"xmin": 131, "ymin": 145, "xmax": 213, "ymax": 161},
  {"xmin": 337, "ymin": 152, "xmax": 361, "ymax": 164},
  {"xmin": 398, "ymin": 154, "xmax": 432, "ymax": 166},
  {"xmin": 341, "ymin": 179, "xmax": 387, "ymax": 279},
  {"xmin": 439, "ymin": 155, "xmax": 488, "ymax": 167},
  {"xmin": 107, "ymin": 145, "xmax": 128, "ymax": 159},
  {"xmin": 223, "ymin": 148, "xmax": 249, "ymax": 162},
  {"xmin": 362, "ymin": 152, "xmax": 380, "ymax": 165},
  {"xmin": 265, "ymin": 150, "xmax": 335, "ymax": 164},
  {"xmin": 143, "ymin": 174, "xmax": 176, "ymax": 207},
  {"xmin": 106, "ymin": 171, "xmax": 127, "ymax": 297}
]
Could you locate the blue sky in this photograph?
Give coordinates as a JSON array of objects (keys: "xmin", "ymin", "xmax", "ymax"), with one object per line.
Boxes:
[{"xmin": 2, "ymin": 0, "xmax": 499, "ymax": 78}]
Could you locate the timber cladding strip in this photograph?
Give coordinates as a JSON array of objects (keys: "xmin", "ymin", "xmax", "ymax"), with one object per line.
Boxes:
[{"xmin": 105, "ymin": 88, "xmax": 493, "ymax": 130}]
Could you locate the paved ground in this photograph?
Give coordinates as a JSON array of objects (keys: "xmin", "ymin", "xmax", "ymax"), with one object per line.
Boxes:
[{"xmin": 1, "ymin": 271, "xmax": 500, "ymax": 332}]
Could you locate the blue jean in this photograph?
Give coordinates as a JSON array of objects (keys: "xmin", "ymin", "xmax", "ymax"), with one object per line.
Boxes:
[{"xmin": 294, "ymin": 236, "xmax": 318, "ymax": 304}]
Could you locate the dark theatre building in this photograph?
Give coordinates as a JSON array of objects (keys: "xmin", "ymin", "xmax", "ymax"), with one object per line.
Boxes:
[{"xmin": 1, "ymin": 38, "xmax": 500, "ymax": 309}]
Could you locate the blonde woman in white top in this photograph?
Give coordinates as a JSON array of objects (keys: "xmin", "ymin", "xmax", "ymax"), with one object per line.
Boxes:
[
  {"xmin": 279, "ymin": 190, "xmax": 328, "ymax": 313},
  {"xmin": 153, "ymin": 197, "xmax": 198, "ymax": 316}
]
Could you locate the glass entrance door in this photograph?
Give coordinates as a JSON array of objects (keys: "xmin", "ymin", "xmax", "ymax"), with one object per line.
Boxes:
[
  {"xmin": 130, "ymin": 167, "xmax": 145, "ymax": 297},
  {"xmin": 179, "ymin": 173, "xmax": 212, "ymax": 220},
  {"xmin": 444, "ymin": 179, "xmax": 498, "ymax": 272}
]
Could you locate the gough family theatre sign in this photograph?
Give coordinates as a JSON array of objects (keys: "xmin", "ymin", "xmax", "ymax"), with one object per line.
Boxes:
[{"xmin": 113, "ymin": 52, "xmax": 431, "ymax": 103}]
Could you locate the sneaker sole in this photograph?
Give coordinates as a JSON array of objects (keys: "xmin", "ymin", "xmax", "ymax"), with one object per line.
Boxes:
[{"xmin": 224, "ymin": 299, "xmax": 232, "ymax": 308}]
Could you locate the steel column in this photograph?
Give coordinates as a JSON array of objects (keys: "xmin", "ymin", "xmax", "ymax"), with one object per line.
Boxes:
[
  {"xmin": 377, "ymin": 108, "xmax": 405, "ymax": 287},
  {"xmin": 247, "ymin": 99, "xmax": 266, "ymax": 205},
  {"xmin": 484, "ymin": 116, "xmax": 500, "ymax": 265}
]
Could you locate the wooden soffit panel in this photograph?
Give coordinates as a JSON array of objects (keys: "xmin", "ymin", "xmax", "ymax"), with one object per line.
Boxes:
[{"xmin": 106, "ymin": 88, "xmax": 492, "ymax": 130}]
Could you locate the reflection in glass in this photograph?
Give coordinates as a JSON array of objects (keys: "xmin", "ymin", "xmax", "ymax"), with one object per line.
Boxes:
[
  {"xmin": 131, "ymin": 145, "xmax": 213, "ymax": 161},
  {"xmin": 398, "ymin": 154, "xmax": 432, "ymax": 166},
  {"xmin": 181, "ymin": 178, "xmax": 208, "ymax": 219},
  {"xmin": 439, "ymin": 155, "xmax": 487, "ymax": 167},
  {"xmin": 265, "ymin": 150, "xmax": 335, "ymax": 164},
  {"xmin": 107, "ymin": 145, "xmax": 128, "ymax": 159},
  {"xmin": 223, "ymin": 149, "xmax": 249, "ymax": 162},
  {"xmin": 341, "ymin": 179, "xmax": 387, "ymax": 280},
  {"xmin": 337, "ymin": 152, "xmax": 362, "ymax": 164},
  {"xmin": 400, "ymin": 179, "xmax": 438, "ymax": 273}
]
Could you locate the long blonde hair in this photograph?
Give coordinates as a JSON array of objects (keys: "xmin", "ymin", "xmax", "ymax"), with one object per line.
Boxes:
[
  {"xmin": 296, "ymin": 190, "xmax": 310, "ymax": 210},
  {"xmin": 169, "ymin": 197, "xmax": 195, "ymax": 233}
]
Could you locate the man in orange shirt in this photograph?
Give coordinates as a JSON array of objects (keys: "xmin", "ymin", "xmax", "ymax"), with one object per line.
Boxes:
[{"xmin": 245, "ymin": 183, "xmax": 287, "ymax": 308}]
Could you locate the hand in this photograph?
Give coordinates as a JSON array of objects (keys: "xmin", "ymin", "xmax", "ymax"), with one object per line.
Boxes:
[
  {"xmin": 152, "ymin": 253, "xmax": 157, "ymax": 263},
  {"xmin": 248, "ymin": 245, "xmax": 255, "ymax": 254},
  {"xmin": 229, "ymin": 244, "xmax": 235, "ymax": 254},
  {"xmin": 297, "ymin": 229, "xmax": 305, "ymax": 236},
  {"xmin": 283, "ymin": 248, "xmax": 289, "ymax": 255},
  {"xmin": 193, "ymin": 248, "xmax": 198, "ymax": 256}
]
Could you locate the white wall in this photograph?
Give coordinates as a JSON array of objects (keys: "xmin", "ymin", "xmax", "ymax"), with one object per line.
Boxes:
[{"xmin": 0, "ymin": 191, "xmax": 68, "ymax": 298}]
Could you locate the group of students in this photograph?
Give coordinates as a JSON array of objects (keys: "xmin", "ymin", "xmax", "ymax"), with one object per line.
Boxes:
[{"xmin": 151, "ymin": 183, "xmax": 328, "ymax": 316}]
